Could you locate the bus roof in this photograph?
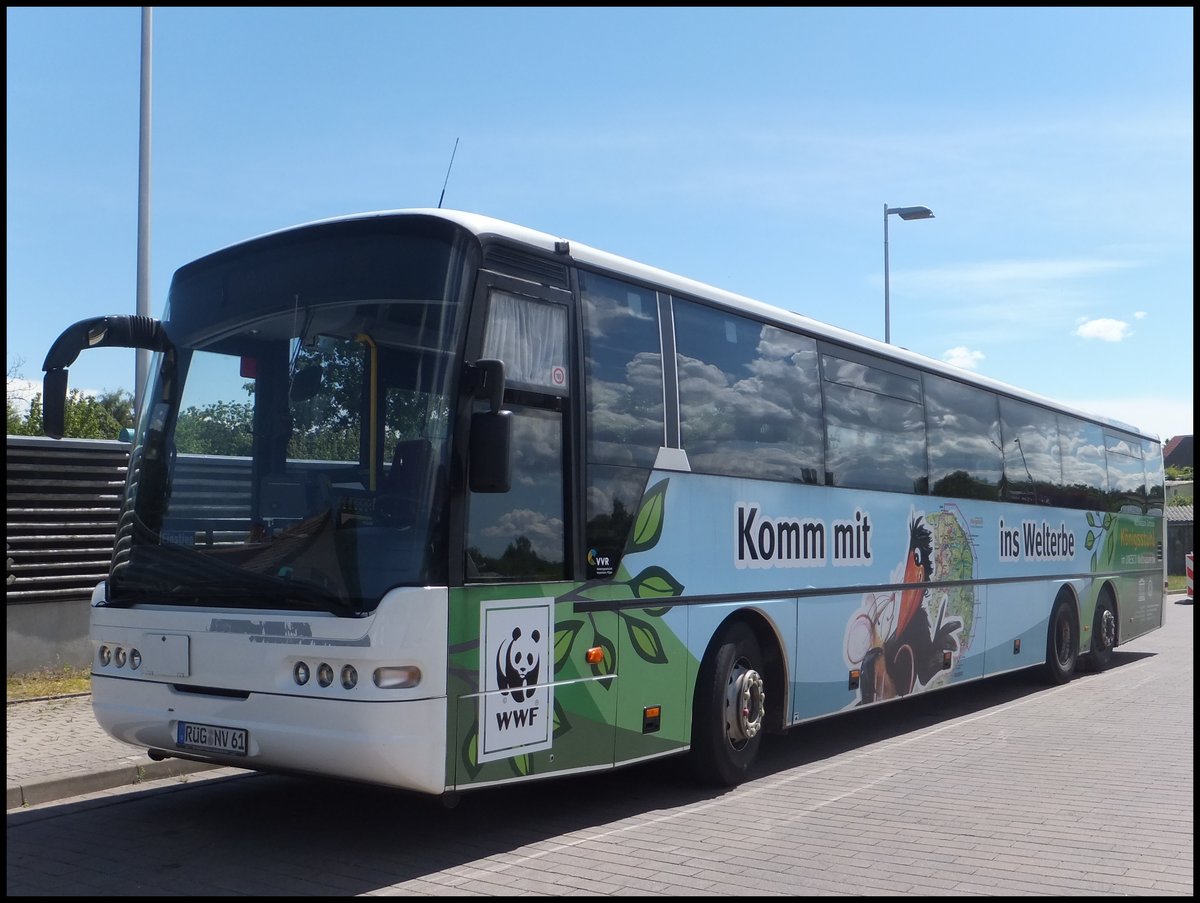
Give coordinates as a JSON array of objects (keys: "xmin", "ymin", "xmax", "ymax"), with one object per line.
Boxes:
[{"xmin": 226, "ymin": 207, "xmax": 1159, "ymax": 443}]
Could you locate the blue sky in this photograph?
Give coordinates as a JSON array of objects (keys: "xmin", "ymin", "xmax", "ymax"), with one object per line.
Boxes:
[{"xmin": 6, "ymin": 7, "xmax": 1194, "ymax": 441}]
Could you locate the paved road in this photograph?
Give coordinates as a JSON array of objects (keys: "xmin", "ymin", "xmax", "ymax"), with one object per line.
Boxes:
[{"xmin": 6, "ymin": 596, "xmax": 1193, "ymax": 896}]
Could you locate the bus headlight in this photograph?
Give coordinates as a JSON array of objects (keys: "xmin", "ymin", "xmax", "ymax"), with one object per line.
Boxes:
[
  {"xmin": 115, "ymin": 647, "xmax": 127, "ymax": 668},
  {"xmin": 99, "ymin": 645, "xmax": 111, "ymax": 667},
  {"xmin": 373, "ymin": 666, "xmax": 421, "ymax": 689},
  {"xmin": 340, "ymin": 665, "xmax": 358, "ymax": 690},
  {"xmin": 129, "ymin": 648, "xmax": 142, "ymax": 670},
  {"xmin": 293, "ymin": 662, "xmax": 310, "ymax": 686}
]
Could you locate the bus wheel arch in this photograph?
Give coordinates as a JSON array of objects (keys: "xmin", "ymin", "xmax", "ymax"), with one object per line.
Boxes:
[
  {"xmin": 689, "ymin": 612, "xmax": 782, "ymax": 787},
  {"xmin": 1042, "ymin": 587, "xmax": 1080, "ymax": 685},
  {"xmin": 1087, "ymin": 583, "xmax": 1119, "ymax": 672}
]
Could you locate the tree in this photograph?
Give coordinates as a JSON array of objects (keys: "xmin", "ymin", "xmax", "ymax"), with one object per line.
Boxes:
[
  {"xmin": 6, "ymin": 389, "xmax": 125, "ymax": 439},
  {"xmin": 174, "ymin": 401, "xmax": 255, "ymax": 456},
  {"xmin": 8, "ymin": 357, "xmax": 134, "ymax": 440}
]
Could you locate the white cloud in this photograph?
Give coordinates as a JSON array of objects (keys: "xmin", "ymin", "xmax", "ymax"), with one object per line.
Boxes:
[
  {"xmin": 5, "ymin": 377, "xmax": 41, "ymax": 406},
  {"xmin": 1073, "ymin": 318, "xmax": 1132, "ymax": 342},
  {"xmin": 1133, "ymin": 310, "xmax": 1148, "ymax": 320},
  {"xmin": 941, "ymin": 346, "xmax": 985, "ymax": 370}
]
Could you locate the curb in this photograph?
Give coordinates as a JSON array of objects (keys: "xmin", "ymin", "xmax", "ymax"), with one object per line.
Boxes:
[{"xmin": 6, "ymin": 757, "xmax": 218, "ymax": 811}]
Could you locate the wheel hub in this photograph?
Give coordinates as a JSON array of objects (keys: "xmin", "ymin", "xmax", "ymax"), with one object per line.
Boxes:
[
  {"xmin": 1098, "ymin": 607, "xmax": 1116, "ymax": 650},
  {"xmin": 725, "ymin": 661, "xmax": 765, "ymax": 746}
]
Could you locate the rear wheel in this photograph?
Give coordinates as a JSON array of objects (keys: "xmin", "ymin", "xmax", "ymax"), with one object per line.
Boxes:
[
  {"xmin": 1088, "ymin": 592, "xmax": 1118, "ymax": 671},
  {"xmin": 690, "ymin": 621, "xmax": 766, "ymax": 787},
  {"xmin": 1042, "ymin": 596, "xmax": 1078, "ymax": 685}
]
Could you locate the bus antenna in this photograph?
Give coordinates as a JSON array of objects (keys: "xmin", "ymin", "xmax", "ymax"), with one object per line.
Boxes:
[{"xmin": 437, "ymin": 138, "xmax": 459, "ymax": 209}]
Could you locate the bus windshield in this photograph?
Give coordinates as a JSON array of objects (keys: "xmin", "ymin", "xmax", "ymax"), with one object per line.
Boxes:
[{"xmin": 108, "ymin": 220, "xmax": 474, "ymax": 615}]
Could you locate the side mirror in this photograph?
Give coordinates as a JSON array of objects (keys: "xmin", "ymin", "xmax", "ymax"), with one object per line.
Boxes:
[
  {"xmin": 42, "ymin": 369, "xmax": 69, "ymax": 439},
  {"xmin": 471, "ymin": 358, "xmax": 507, "ymax": 413},
  {"xmin": 41, "ymin": 314, "xmax": 172, "ymax": 441},
  {"xmin": 464, "ymin": 357, "xmax": 512, "ymax": 492},
  {"xmin": 469, "ymin": 410, "xmax": 513, "ymax": 493}
]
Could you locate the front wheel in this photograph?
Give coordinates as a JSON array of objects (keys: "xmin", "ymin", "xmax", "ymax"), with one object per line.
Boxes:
[
  {"xmin": 690, "ymin": 621, "xmax": 767, "ymax": 787},
  {"xmin": 1042, "ymin": 596, "xmax": 1078, "ymax": 685},
  {"xmin": 1087, "ymin": 593, "xmax": 1118, "ymax": 672}
]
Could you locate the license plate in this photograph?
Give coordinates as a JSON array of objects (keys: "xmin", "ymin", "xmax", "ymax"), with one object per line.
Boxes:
[{"xmin": 176, "ymin": 721, "xmax": 248, "ymax": 757}]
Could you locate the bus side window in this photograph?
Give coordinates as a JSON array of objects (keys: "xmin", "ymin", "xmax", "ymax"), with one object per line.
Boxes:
[
  {"xmin": 673, "ymin": 298, "xmax": 823, "ymax": 483},
  {"xmin": 580, "ymin": 271, "xmax": 663, "ymax": 577},
  {"xmin": 466, "ymin": 403, "xmax": 566, "ymax": 581},
  {"xmin": 926, "ymin": 374, "xmax": 1003, "ymax": 501},
  {"xmin": 999, "ymin": 398, "xmax": 1063, "ymax": 506}
]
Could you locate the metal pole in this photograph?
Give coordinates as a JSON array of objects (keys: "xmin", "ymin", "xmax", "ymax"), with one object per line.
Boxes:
[
  {"xmin": 883, "ymin": 203, "xmax": 891, "ymax": 344},
  {"xmin": 134, "ymin": 7, "xmax": 152, "ymax": 421}
]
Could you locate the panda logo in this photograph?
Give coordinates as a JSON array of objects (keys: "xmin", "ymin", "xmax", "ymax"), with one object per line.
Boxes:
[{"xmin": 496, "ymin": 626, "xmax": 541, "ymax": 703}]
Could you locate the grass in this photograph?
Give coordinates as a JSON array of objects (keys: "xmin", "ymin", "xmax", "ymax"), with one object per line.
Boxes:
[
  {"xmin": 6, "ymin": 665, "xmax": 92, "ymax": 702},
  {"xmin": 1166, "ymin": 574, "xmax": 1189, "ymax": 593}
]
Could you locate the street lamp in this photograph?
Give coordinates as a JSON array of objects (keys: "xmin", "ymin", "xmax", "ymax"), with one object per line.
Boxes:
[{"xmin": 883, "ymin": 203, "xmax": 934, "ymax": 344}]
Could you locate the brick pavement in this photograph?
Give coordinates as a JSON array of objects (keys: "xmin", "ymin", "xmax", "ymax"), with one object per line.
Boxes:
[{"xmin": 5, "ymin": 693, "xmax": 221, "ymax": 809}]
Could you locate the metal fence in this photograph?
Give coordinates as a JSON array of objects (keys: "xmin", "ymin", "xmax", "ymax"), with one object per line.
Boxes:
[{"xmin": 7, "ymin": 436, "xmax": 129, "ymax": 606}]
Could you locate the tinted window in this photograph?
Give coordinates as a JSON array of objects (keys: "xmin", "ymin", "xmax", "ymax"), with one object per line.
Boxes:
[
  {"xmin": 999, "ymin": 398, "xmax": 1062, "ymax": 506},
  {"xmin": 674, "ymin": 300, "xmax": 823, "ymax": 482},
  {"xmin": 1058, "ymin": 416, "xmax": 1107, "ymax": 510},
  {"xmin": 1105, "ymin": 432, "xmax": 1146, "ymax": 513},
  {"xmin": 925, "ymin": 374, "xmax": 1003, "ymax": 500},
  {"xmin": 1144, "ymin": 438, "xmax": 1165, "ymax": 514},
  {"xmin": 584, "ymin": 464, "xmax": 648, "ymax": 579},
  {"xmin": 466, "ymin": 404, "xmax": 565, "ymax": 581},
  {"xmin": 822, "ymin": 352, "xmax": 926, "ymax": 493},
  {"xmin": 580, "ymin": 271, "xmax": 664, "ymax": 467}
]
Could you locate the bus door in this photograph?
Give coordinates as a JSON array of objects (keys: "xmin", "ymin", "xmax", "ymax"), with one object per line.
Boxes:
[{"xmin": 453, "ymin": 271, "xmax": 619, "ymax": 788}]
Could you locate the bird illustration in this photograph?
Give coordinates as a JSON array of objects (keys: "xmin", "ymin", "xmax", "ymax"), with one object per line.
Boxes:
[{"xmin": 856, "ymin": 514, "xmax": 962, "ymax": 703}]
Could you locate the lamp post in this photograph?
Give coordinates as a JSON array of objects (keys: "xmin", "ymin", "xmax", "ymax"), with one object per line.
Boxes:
[
  {"xmin": 883, "ymin": 203, "xmax": 934, "ymax": 344},
  {"xmin": 135, "ymin": 7, "xmax": 153, "ymax": 423}
]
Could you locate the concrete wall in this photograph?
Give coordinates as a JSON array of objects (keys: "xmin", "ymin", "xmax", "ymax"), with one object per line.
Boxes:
[
  {"xmin": 6, "ymin": 599, "xmax": 92, "ymax": 675},
  {"xmin": 1166, "ymin": 480, "xmax": 1193, "ymax": 502}
]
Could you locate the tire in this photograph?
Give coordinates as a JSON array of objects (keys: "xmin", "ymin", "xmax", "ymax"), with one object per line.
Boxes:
[
  {"xmin": 1087, "ymin": 592, "xmax": 1118, "ymax": 672},
  {"xmin": 1042, "ymin": 596, "xmax": 1079, "ymax": 685},
  {"xmin": 690, "ymin": 621, "xmax": 767, "ymax": 787}
]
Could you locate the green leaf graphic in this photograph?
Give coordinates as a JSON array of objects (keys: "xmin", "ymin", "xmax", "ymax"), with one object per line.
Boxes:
[
  {"xmin": 640, "ymin": 606, "xmax": 670, "ymax": 617},
  {"xmin": 628, "ymin": 479, "xmax": 669, "ymax": 553},
  {"xmin": 622, "ymin": 613, "xmax": 669, "ymax": 664},
  {"xmin": 1085, "ymin": 530, "xmax": 1096, "ymax": 550},
  {"xmin": 462, "ymin": 723, "xmax": 482, "ymax": 779},
  {"xmin": 1087, "ymin": 511, "xmax": 1098, "ymax": 527},
  {"xmin": 555, "ymin": 620, "xmax": 583, "ymax": 670},
  {"xmin": 553, "ymin": 698, "xmax": 573, "ymax": 738},
  {"xmin": 629, "ymin": 566, "xmax": 684, "ymax": 599},
  {"xmin": 557, "ymin": 581, "xmax": 638, "ymax": 604},
  {"xmin": 1101, "ymin": 526, "xmax": 1117, "ymax": 568},
  {"xmin": 510, "ymin": 754, "xmax": 530, "ymax": 777}
]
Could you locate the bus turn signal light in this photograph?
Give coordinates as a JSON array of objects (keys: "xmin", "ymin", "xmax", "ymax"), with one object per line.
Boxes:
[
  {"xmin": 642, "ymin": 705, "xmax": 661, "ymax": 733},
  {"xmin": 585, "ymin": 647, "xmax": 604, "ymax": 664}
]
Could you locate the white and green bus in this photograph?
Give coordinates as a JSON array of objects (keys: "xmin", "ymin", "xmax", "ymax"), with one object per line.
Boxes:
[{"xmin": 42, "ymin": 209, "xmax": 1166, "ymax": 800}]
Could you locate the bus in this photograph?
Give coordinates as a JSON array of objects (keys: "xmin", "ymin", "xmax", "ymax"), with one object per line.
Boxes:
[{"xmin": 41, "ymin": 209, "xmax": 1166, "ymax": 800}]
